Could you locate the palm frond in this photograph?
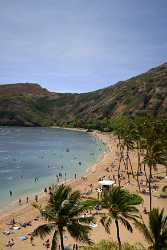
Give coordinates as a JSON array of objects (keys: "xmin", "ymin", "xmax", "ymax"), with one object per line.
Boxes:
[
  {"xmin": 69, "ymin": 190, "xmax": 81, "ymax": 203},
  {"xmin": 51, "ymin": 229, "xmax": 58, "ymax": 250},
  {"xmin": 78, "ymin": 215, "xmax": 96, "ymax": 224},
  {"xmin": 119, "ymin": 216, "xmax": 133, "ymax": 233},
  {"xmin": 40, "ymin": 206, "xmax": 57, "ymax": 221},
  {"xmin": 49, "ymin": 184, "xmax": 72, "ymax": 211},
  {"xmin": 80, "ymin": 199, "xmax": 99, "ymax": 208},
  {"xmin": 33, "ymin": 223, "xmax": 55, "ymax": 239},
  {"xmin": 67, "ymin": 222, "xmax": 93, "ymax": 244},
  {"xmin": 128, "ymin": 194, "xmax": 143, "ymax": 205},
  {"xmin": 100, "ymin": 215, "xmax": 112, "ymax": 234},
  {"xmin": 134, "ymin": 219, "xmax": 153, "ymax": 244},
  {"xmin": 148, "ymin": 208, "xmax": 167, "ymax": 248}
]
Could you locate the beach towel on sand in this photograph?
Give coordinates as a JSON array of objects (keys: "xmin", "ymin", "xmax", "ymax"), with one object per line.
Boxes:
[{"xmin": 19, "ymin": 236, "xmax": 28, "ymax": 241}]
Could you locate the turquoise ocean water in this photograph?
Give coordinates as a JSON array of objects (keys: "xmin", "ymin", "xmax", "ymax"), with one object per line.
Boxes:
[{"xmin": 0, "ymin": 127, "xmax": 105, "ymax": 211}]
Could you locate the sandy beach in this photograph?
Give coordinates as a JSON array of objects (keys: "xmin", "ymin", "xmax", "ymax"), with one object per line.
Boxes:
[{"xmin": 0, "ymin": 131, "xmax": 166, "ymax": 250}]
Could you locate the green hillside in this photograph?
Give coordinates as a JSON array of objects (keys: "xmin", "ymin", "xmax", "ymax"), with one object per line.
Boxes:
[{"xmin": 0, "ymin": 63, "xmax": 167, "ymax": 127}]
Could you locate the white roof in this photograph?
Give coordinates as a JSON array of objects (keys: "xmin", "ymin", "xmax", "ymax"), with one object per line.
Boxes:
[{"xmin": 99, "ymin": 180, "xmax": 115, "ymax": 186}]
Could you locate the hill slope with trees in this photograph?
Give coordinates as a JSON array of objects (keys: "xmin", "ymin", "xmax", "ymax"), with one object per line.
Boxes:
[{"xmin": 0, "ymin": 62, "xmax": 167, "ymax": 127}]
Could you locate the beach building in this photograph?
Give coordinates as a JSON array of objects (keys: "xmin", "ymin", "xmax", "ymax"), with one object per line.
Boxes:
[{"xmin": 98, "ymin": 179, "xmax": 115, "ymax": 193}]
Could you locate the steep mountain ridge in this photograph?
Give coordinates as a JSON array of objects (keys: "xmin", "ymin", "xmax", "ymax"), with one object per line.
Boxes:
[
  {"xmin": 0, "ymin": 62, "xmax": 167, "ymax": 126},
  {"xmin": 0, "ymin": 83, "xmax": 49, "ymax": 95}
]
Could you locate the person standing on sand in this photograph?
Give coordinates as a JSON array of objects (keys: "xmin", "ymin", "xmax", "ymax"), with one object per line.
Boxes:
[
  {"xmin": 30, "ymin": 235, "xmax": 34, "ymax": 246},
  {"xmin": 9, "ymin": 190, "xmax": 12, "ymax": 197},
  {"xmin": 26, "ymin": 196, "xmax": 29, "ymax": 203},
  {"xmin": 35, "ymin": 195, "xmax": 38, "ymax": 202},
  {"xmin": 19, "ymin": 198, "xmax": 21, "ymax": 205},
  {"xmin": 11, "ymin": 218, "xmax": 15, "ymax": 225},
  {"xmin": 48, "ymin": 186, "xmax": 52, "ymax": 193}
]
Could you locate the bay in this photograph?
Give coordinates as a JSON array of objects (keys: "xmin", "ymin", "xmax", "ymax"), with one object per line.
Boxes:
[{"xmin": 0, "ymin": 127, "xmax": 105, "ymax": 210}]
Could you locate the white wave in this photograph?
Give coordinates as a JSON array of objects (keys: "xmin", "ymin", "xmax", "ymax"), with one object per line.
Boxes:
[
  {"xmin": 6, "ymin": 176, "xmax": 13, "ymax": 180},
  {"xmin": 0, "ymin": 169, "xmax": 12, "ymax": 173}
]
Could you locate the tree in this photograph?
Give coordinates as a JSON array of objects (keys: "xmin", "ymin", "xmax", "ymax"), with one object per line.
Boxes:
[
  {"xmin": 122, "ymin": 124, "xmax": 135, "ymax": 178},
  {"xmin": 129, "ymin": 119, "xmax": 145, "ymax": 192},
  {"xmin": 81, "ymin": 240, "xmax": 145, "ymax": 250},
  {"xmin": 114, "ymin": 120, "xmax": 136, "ymax": 186},
  {"xmin": 114, "ymin": 126, "xmax": 128, "ymax": 186},
  {"xmin": 135, "ymin": 208, "xmax": 167, "ymax": 250},
  {"xmin": 32, "ymin": 185, "xmax": 94, "ymax": 250},
  {"xmin": 100, "ymin": 187, "xmax": 141, "ymax": 250},
  {"xmin": 141, "ymin": 118, "xmax": 167, "ymax": 211}
]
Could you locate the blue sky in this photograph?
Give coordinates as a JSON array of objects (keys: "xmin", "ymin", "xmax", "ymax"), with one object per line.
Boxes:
[{"xmin": 0, "ymin": 0, "xmax": 167, "ymax": 93}]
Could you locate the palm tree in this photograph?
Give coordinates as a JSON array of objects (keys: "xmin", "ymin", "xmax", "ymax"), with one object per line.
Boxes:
[
  {"xmin": 114, "ymin": 126, "xmax": 128, "ymax": 186},
  {"xmin": 143, "ymin": 140, "xmax": 167, "ymax": 211},
  {"xmin": 114, "ymin": 121, "xmax": 136, "ymax": 186},
  {"xmin": 135, "ymin": 208, "xmax": 167, "ymax": 250},
  {"xmin": 32, "ymin": 184, "xmax": 94, "ymax": 250},
  {"xmin": 129, "ymin": 120, "xmax": 145, "ymax": 192},
  {"xmin": 122, "ymin": 127, "xmax": 135, "ymax": 179},
  {"xmin": 100, "ymin": 187, "xmax": 141, "ymax": 250},
  {"xmin": 136, "ymin": 117, "xmax": 167, "ymax": 211},
  {"xmin": 141, "ymin": 119, "xmax": 167, "ymax": 211}
]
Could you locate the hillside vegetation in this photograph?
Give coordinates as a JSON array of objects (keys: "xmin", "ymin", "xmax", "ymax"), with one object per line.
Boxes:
[{"xmin": 0, "ymin": 63, "xmax": 167, "ymax": 127}]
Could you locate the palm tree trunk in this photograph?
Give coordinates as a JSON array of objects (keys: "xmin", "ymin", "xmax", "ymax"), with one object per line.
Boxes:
[
  {"xmin": 128, "ymin": 154, "xmax": 134, "ymax": 178},
  {"xmin": 118, "ymin": 157, "xmax": 121, "ymax": 187},
  {"xmin": 136, "ymin": 172, "xmax": 141, "ymax": 193},
  {"xmin": 122, "ymin": 157, "xmax": 130, "ymax": 183},
  {"xmin": 125, "ymin": 153, "xmax": 130, "ymax": 183},
  {"xmin": 137, "ymin": 148, "xmax": 141, "ymax": 192},
  {"xmin": 144, "ymin": 163, "xmax": 148, "ymax": 184},
  {"xmin": 137, "ymin": 144, "xmax": 142, "ymax": 172},
  {"xmin": 118, "ymin": 136, "xmax": 121, "ymax": 147},
  {"xmin": 51, "ymin": 230, "xmax": 58, "ymax": 250},
  {"xmin": 122, "ymin": 157, "xmax": 127, "ymax": 172},
  {"xmin": 115, "ymin": 219, "xmax": 121, "ymax": 249},
  {"xmin": 148, "ymin": 164, "xmax": 152, "ymax": 211},
  {"xmin": 59, "ymin": 228, "xmax": 64, "ymax": 250}
]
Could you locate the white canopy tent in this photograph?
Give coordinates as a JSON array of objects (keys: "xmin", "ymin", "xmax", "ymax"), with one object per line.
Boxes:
[
  {"xmin": 99, "ymin": 180, "xmax": 115, "ymax": 186},
  {"xmin": 98, "ymin": 180, "xmax": 115, "ymax": 189}
]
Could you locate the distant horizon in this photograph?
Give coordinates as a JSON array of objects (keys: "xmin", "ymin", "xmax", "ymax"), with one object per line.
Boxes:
[
  {"xmin": 1, "ymin": 0, "xmax": 167, "ymax": 93},
  {"xmin": 0, "ymin": 60, "xmax": 166, "ymax": 94}
]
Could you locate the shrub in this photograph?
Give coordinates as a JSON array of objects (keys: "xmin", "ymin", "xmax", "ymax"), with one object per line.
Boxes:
[{"xmin": 81, "ymin": 240, "xmax": 145, "ymax": 250}]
